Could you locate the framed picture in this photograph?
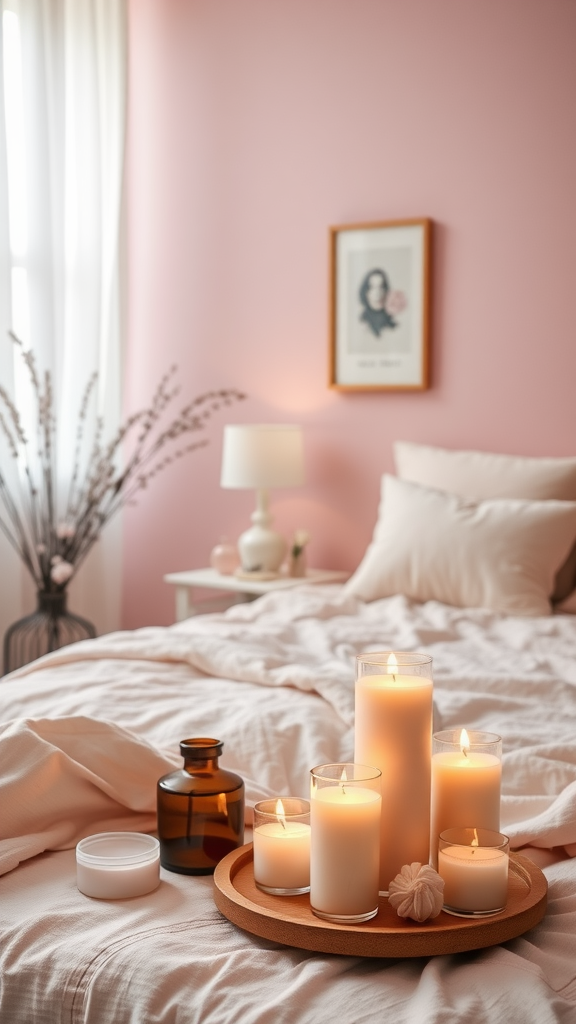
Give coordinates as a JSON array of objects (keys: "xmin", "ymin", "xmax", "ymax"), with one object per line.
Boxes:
[{"xmin": 329, "ymin": 218, "xmax": 432, "ymax": 391}]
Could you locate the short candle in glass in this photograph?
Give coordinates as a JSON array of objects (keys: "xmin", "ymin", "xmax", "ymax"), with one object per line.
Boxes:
[
  {"xmin": 438, "ymin": 827, "xmax": 509, "ymax": 917},
  {"xmin": 310, "ymin": 763, "xmax": 382, "ymax": 924},
  {"xmin": 431, "ymin": 729, "xmax": 502, "ymax": 866},
  {"xmin": 253, "ymin": 798, "xmax": 310, "ymax": 895},
  {"xmin": 355, "ymin": 651, "xmax": 433, "ymax": 893}
]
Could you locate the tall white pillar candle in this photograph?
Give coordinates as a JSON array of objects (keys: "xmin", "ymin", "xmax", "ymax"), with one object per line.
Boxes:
[
  {"xmin": 355, "ymin": 652, "xmax": 433, "ymax": 893},
  {"xmin": 431, "ymin": 730, "xmax": 501, "ymax": 866},
  {"xmin": 310, "ymin": 763, "xmax": 382, "ymax": 923}
]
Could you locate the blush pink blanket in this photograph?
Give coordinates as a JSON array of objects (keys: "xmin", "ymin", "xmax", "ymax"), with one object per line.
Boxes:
[
  {"xmin": 0, "ymin": 717, "xmax": 176, "ymax": 876},
  {"xmin": 0, "ymin": 715, "xmax": 274, "ymax": 877}
]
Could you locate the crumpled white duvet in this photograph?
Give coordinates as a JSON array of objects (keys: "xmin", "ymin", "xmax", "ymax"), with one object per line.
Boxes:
[{"xmin": 1, "ymin": 586, "xmax": 576, "ymax": 1024}]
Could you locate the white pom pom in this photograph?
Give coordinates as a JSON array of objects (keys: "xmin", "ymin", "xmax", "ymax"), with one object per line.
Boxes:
[{"xmin": 388, "ymin": 862, "xmax": 445, "ymax": 922}]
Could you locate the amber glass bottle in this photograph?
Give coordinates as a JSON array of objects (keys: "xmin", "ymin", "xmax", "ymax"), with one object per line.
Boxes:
[{"xmin": 157, "ymin": 738, "xmax": 244, "ymax": 875}]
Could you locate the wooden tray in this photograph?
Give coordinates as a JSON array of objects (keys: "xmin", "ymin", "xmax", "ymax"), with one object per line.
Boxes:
[{"xmin": 213, "ymin": 844, "xmax": 547, "ymax": 957}]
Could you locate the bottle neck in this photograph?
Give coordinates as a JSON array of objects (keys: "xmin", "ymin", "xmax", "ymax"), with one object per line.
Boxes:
[
  {"xmin": 179, "ymin": 738, "xmax": 224, "ymax": 767},
  {"xmin": 183, "ymin": 756, "xmax": 219, "ymax": 773}
]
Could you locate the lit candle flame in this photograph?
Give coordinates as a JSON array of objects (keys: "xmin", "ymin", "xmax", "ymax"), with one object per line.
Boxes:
[
  {"xmin": 340, "ymin": 767, "xmax": 347, "ymax": 795},
  {"xmin": 471, "ymin": 827, "xmax": 479, "ymax": 852},
  {"xmin": 217, "ymin": 793, "xmax": 227, "ymax": 815},
  {"xmin": 387, "ymin": 652, "xmax": 398, "ymax": 679},
  {"xmin": 276, "ymin": 798, "xmax": 287, "ymax": 829},
  {"xmin": 460, "ymin": 728, "xmax": 470, "ymax": 758}
]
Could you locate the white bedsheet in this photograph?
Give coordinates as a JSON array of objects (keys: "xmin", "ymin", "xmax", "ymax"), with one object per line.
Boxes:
[{"xmin": 1, "ymin": 586, "xmax": 576, "ymax": 1023}]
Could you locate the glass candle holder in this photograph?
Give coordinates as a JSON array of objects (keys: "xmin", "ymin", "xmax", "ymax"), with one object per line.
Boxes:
[
  {"xmin": 438, "ymin": 827, "xmax": 509, "ymax": 917},
  {"xmin": 431, "ymin": 729, "xmax": 502, "ymax": 867},
  {"xmin": 310, "ymin": 763, "xmax": 382, "ymax": 924},
  {"xmin": 253, "ymin": 798, "xmax": 310, "ymax": 895},
  {"xmin": 355, "ymin": 651, "xmax": 433, "ymax": 893}
]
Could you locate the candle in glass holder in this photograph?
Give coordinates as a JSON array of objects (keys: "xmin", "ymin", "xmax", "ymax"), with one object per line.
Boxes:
[
  {"xmin": 355, "ymin": 652, "xmax": 433, "ymax": 893},
  {"xmin": 431, "ymin": 729, "xmax": 501, "ymax": 866},
  {"xmin": 310, "ymin": 763, "xmax": 381, "ymax": 923},
  {"xmin": 438, "ymin": 827, "xmax": 509, "ymax": 916},
  {"xmin": 253, "ymin": 798, "xmax": 310, "ymax": 895}
]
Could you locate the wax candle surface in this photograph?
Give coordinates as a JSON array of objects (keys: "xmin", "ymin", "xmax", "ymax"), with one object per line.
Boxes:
[
  {"xmin": 310, "ymin": 785, "xmax": 381, "ymax": 919},
  {"xmin": 355, "ymin": 667, "xmax": 432, "ymax": 891},
  {"xmin": 438, "ymin": 845, "xmax": 508, "ymax": 913},
  {"xmin": 431, "ymin": 749, "xmax": 501, "ymax": 866},
  {"xmin": 253, "ymin": 821, "xmax": 311, "ymax": 891}
]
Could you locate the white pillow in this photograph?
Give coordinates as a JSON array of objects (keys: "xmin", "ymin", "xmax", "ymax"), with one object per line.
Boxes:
[
  {"xmin": 394, "ymin": 441, "xmax": 576, "ymax": 601},
  {"xmin": 344, "ymin": 475, "xmax": 576, "ymax": 616}
]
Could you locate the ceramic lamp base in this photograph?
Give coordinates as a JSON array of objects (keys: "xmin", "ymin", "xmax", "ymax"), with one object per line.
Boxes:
[{"xmin": 238, "ymin": 523, "xmax": 286, "ymax": 573}]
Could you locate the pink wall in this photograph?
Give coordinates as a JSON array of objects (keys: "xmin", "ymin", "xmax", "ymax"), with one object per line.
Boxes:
[{"xmin": 123, "ymin": 0, "xmax": 576, "ymax": 629}]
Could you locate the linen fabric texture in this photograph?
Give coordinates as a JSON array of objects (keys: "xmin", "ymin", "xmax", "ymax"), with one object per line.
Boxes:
[{"xmin": 2, "ymin": 588, "xmax": 576, "ymax": 1023}]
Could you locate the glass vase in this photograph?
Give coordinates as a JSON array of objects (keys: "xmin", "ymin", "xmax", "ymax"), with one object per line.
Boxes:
[
  {"xmin": 288, "ymin": 549, "xmax": 307, "ymax": 578},
  {"xmin": 3, "ymin": 590, "xmax": 96, "ymax": 675},
  {"xmin": 210, "ymin": 537, "xmax": 240, "ymax": 575}
]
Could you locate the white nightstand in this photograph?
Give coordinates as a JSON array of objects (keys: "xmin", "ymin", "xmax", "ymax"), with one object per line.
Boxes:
[{"xmin": 163, "ymin": 567, "xmax": 349, "ymax": 622}]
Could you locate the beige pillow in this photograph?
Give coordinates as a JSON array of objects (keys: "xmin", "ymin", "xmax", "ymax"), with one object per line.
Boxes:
[
  {"xmin": 394, "ymin": 441, "xmax": 576, "ymax": 601},
  {"xmin": 344, "ymin": 475, "xmax": 576, "ymax": 616}
]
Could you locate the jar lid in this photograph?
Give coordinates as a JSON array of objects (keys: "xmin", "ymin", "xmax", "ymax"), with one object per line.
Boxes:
[
  {"xmin": 180, "ymin": 737, "xmax": 223, "ymax": 759},
  {"xmin": 76, "ymin": 832, "xmax": 160, "ymax": 900},
  {"xmin": 76, "ymin": 831, "xmax": 159, "ymax": 867}
]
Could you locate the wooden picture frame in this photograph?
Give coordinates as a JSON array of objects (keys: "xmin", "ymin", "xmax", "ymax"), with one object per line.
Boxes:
[{"xmin": 329, "ymin": 218, "xmax": 432, "ymax": 391}]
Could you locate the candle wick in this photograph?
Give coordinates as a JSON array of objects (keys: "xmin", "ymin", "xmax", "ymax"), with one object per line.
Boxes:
[
  {"xmin": 462, "ymin": 747, "xmax": 468, "ymax": 758},
  {"xmin": 279, "ymin": 817, "xmax": 286, "ymax": 830}
]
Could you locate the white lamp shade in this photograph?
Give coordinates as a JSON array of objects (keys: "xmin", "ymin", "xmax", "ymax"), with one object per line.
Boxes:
[{"xmin": 220, "ymin": 425, "xmax": 305, "ymax": 490}]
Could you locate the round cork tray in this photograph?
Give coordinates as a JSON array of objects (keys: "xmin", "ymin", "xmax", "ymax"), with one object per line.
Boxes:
[{"xmin": 213, "ymin": 844, "xmax": 547, "ymax": 958}]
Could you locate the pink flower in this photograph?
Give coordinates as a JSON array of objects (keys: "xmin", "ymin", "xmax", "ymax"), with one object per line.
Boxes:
[
  {"xmin": 56, "ymin": 522, "xmax": 75, "ymax": 539},
  {"xmin": 50, "ymin": 560, "xmax": 74, "ymax": 585},
  {"xmin": 385, "ymin": 290, "xmax": 407, "ymax": 316}
]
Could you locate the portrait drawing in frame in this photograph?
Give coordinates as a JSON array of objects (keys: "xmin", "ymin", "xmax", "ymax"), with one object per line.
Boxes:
[{"xmin": 329, "ymin": 219, "xmax": 432, "ymax": 391}]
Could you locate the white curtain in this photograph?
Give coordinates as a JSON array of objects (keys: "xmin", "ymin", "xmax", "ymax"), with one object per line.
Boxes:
[{"xmin": 0, "ymin": 0, "xmax": 127, "ymax": 645}]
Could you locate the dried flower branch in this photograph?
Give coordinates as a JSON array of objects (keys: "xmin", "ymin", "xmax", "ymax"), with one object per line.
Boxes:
[{"xmin": 0, "ymin": 333, "xmax": 246, "ymax": 593}]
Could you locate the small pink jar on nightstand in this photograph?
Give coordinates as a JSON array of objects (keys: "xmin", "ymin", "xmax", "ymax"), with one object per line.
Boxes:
[{"xmin": 210, "ymin": 538, "xmax": 239, "ymax": 575}]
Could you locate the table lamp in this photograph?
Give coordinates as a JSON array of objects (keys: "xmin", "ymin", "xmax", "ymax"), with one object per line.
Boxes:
[{"xmin": 220, "ymin": 424, "xmax": 304, "ymax": 574}]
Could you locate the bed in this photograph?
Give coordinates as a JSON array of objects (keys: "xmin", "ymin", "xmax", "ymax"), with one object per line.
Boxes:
[{"xmin": 2, "ymin": 442, "xmax": 576, "ymax": 1024}]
